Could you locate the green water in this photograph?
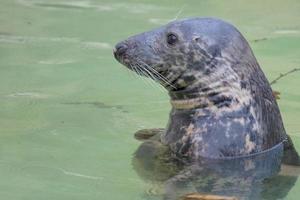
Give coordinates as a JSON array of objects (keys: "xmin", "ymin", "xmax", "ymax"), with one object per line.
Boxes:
[{"xmin": 0, "ymin": 0, "xmax": 300, "ymax": 199}]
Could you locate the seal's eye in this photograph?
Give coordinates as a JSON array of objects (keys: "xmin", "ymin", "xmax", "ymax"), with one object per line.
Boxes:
[{"xmin": 167, "ymin": 33, "xmax": 178, "ymax": 46}]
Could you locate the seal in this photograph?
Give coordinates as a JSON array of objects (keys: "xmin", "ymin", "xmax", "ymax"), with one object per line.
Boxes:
[{"xmin": 113, "ymin": 17, "xmax": 299, "ymax": 164}]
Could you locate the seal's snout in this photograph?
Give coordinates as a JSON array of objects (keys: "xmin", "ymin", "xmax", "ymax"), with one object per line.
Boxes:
[{"xmin": 114, "ymin": 42, "xmax": 128, "ymax": 60}]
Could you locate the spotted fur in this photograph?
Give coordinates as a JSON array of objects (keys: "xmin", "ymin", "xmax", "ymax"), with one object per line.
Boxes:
[{"xmin": 114, "ymin": 17, "xmax": 299, "ymax": 161}]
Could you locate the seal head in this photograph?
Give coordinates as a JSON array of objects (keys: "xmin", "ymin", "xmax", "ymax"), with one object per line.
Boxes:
[{"xmin": 114, "ymin": 18, "xmax": 249, "ymax": 92}]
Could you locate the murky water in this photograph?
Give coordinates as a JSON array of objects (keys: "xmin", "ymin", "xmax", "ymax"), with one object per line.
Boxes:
[{"xmin": 0, "ymin": 0, "xmax": 300, "ymax": 199}]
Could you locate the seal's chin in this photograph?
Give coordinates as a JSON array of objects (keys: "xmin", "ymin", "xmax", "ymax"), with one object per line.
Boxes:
[
  {"xmin": 119, "ymin": 57, "xmax": 131, "ymax": 68},
  {"xmin": 113, "ymin": 50, "xmax": 132, "ymax": 70}
]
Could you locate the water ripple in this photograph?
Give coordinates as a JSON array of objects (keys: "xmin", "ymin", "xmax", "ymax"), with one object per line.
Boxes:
[
  {"xmin": 17, "ymin": 0, "xmax": 168, "ymax": 14},
  {"xmin": 0, "ymin": 34, "xmax": 111, "ymax": 50}
]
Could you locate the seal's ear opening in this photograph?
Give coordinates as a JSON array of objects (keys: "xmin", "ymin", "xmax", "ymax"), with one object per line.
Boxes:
[{"xmin": 194, "ymin": 37, "xmax": 201, "ymax": 42}]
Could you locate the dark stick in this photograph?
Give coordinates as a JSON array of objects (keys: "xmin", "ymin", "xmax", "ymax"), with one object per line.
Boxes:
[{"xmin": 270, "ymin": 68, "xmax": 300, "ymax": 85}]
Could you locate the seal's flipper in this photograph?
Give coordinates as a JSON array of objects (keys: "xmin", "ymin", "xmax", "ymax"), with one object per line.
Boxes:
[
  {"xmin": 134, "ymin": 128, "xmax": 165, "ymax": 141},
  {"xmin": 282, "ymin": 135, "xmax": 300, "ymax": 166},
  {"xmin": 280, "ymin": 164, "xmax": 300, "ymax": 176},
  {"xmin": 272, "ymin": 90, "xmax": 281, "ymax": 100}
]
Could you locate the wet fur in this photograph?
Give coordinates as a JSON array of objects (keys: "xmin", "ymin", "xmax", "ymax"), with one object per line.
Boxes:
[{"xmin": 114, "ymin": 17, "xmax": 300, "ymax": 164}]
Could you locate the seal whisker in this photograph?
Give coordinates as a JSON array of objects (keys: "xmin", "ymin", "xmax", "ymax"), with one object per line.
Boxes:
[
  {"xmin": 138, "ymin": 61, "xmax": 169, "ymax": 89},
  {"xmin": 139, "ymin": 64, "xmax": 166, "ymax": 93},
  {"xmin": 132, "ymin": 64, "xmax": 147, "ymax": 82},
  {"xmin": 124, "ymin": 62, "xmax": 137, "ymax": 80},
  {"xmin": 124, "ymin": 57, "xmax": 154, "ymax": 87},
  {"xmin": 136, "ymin": 62, "xmax": 155, "ymax": 80},
  {"xmin": 135, "ymin": 59, "xmax": 167, "ymax": 84},
  {"xmin": 148, "ymin": 66, "xmax": 177, "ymax": 90},
  {"xmin": 136, "ymin": 59, "xmax": 177, "ymax": 89},
  {"xmin": 145, "ymin": 63, "xmax": 176, "ymax": 85},
  {"xmin": 130, "ymin": 64, "xmax": 145, "ymax": 82},
  {"xmin": 135, "ymin": 62, "xmax": 166, "ymax": 92},
  {"xmin": 133, "ymin": 63, "xmax": 158, "ymax": 89},
  {"xmin": 172, "ymin": 4, "xmax": 186, "ymax": 21}
]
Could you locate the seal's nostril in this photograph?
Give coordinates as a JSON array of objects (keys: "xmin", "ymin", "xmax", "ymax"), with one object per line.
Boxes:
[{"xmin": 115, "ymin": 43, "xmax": 128, "ymax": 57}]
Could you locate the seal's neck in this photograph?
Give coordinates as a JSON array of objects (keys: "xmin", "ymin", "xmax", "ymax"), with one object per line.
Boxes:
[
  {"xmin": 166, "ymin": 55, "xmax": 258, "ymax": 110},
  {"xmin": 168, "ymin": 75, "xmax": 253, "ymax": 110}
]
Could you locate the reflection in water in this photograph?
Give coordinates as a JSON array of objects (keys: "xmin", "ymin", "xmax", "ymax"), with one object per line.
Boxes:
[
  {"xmin": 33, "ymin": 3, "xmax": 86, "ymax": 10},
  {"xmin": 132, "ymin": 139, "xmax": 298, "ymax": 200},
  {"xmin": 62, "ymin": 101, "xmax": 128, "ymax": 113}
]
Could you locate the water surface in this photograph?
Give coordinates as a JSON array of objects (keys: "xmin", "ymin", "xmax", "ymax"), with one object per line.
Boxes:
[{"xmin": 0, "ymin": 0, "xmax": 300, "ymax": 199}]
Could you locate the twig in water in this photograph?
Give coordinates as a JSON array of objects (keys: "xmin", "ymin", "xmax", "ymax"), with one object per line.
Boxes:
[
  {"xmin": 251, "ymin": 37, "xmax": 268, "ymax": 43},
  {"xmin": 270, "ymin": 68, "xmax": 300, "ymax": 85}
]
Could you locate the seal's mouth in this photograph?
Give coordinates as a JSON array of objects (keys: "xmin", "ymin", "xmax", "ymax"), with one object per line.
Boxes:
[
  {"xmin": 113, "ymin": 42, "xmax": 151, "ymax": 75},
  {"xmin": 113, "ymin": 46, "xmax": 147, "ymax": 78}
]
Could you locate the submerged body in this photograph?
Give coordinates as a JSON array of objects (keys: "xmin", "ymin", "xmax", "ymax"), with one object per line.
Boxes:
[
  {"xmin": 114, "ymin": 17, "xmax": 299, "ymax": 163},
  {"xmin": 132, "ymin": 137, "xmax": 297, "ymax": 200}
]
